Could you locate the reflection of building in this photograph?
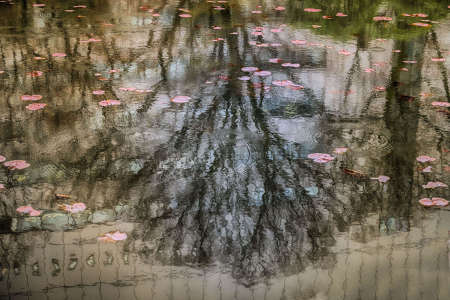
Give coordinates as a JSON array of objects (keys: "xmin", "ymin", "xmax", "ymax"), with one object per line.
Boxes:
[{"xmin": 0, "ymin": 212, "xmax": 448, "ymax": 299}]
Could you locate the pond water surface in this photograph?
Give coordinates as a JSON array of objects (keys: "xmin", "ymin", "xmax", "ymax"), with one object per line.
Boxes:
[{"xmin": 0, "ymin": 0, "xmax": 449, "ymax": 299}]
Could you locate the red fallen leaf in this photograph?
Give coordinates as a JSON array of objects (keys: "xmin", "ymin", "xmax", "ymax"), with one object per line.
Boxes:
[
  {"xmin": 336, "ymin": 12, "xmax": 347, "ymax": 17},
  {"xmin": 275, "ymin": 6, "xmax": 285, "ymax": 11},
  {"xmin": 304, "ymin": 8, "xmax": 321, "ymax": 13},
  {"xmin": 411, "ymin": 13, "xmax": 428, "ymax": 18},
  {"xmin": 171, "ymin": 96, "xmax": 191, "ymax": 103},
  {"xmin": 26, "ymin": 103, "xmax": 46, "ymax": 111},
  {"xmin": 374, "ymin": 86, "xmax": 386, "ymax": 91},
  {"xmin": 4, "ymin": 160, "xmax": 30, "ymax": 170},
  {"xmin": 269, "ymin": 58, "xmax": 282, "ymax": 63},
  {"xmin": 322, "ymin": 16, "xmax": 333, "ymax": 19},
  {"xmin": 431, "ymin": 57, "xmax": 445, "ymax": 62},
  {"xmin": 99, "ymin": 100, "xmax": 121, "ymax": 106},
  {"xmin": 21, "ymin": 95, "xmax": 42, "ymax": 101}
]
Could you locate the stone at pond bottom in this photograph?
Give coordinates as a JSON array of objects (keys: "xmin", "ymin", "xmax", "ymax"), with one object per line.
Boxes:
[
  {"xmin": 89, "ymin": 209, "xmax": 115, "ymax": 224},
  {"xmin": 11, "ymin": 216, "xmax": 41, "ymax": 232},
  {"xmin": 41, "ymin": 211, "xmax": 74, "ymax": 231},
  {"xmin": 72, "ymin": 210, "xmax": 91, "ymax": 227}
]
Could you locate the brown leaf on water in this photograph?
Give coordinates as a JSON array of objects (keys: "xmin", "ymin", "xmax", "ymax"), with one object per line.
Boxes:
[
  {"xmin": 343, "ymin": 168, "xmax": 366, "ymax": 178},
  {"xmin": 55, "ymin": 193, "xmax": 71, "ymax": 199}
]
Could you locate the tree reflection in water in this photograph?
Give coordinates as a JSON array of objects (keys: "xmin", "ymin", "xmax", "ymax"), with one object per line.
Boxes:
[{"xmin": 0, "ymin": 0, "xmax": 448, "ymax": 296}]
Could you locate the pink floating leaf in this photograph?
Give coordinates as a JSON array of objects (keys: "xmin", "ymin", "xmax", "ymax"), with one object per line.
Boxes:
[
  {"xmin": 99, "ymin": 100, "xmax": 121, "ymax": 106},
  {"xmin": 269, "ymin": 58, "xmax": 282, "ymax": 63},
  {"xmin": 304, "ymin": 8, "xmax": 321, "ymax": 13},
  {"xmin": 171, "ymin": 96, "xmax": 191, "ymax": 103},
  {"xmin": 0, "ymin": 155, "xmax": 5, "ymax": 162},
  {"xmin": 432, "ymin": 197, "xmax": 448, "ymax": 207},
  {"xmin": 33, "ymin": 3, "xmax": 45, "ymax": 7},
  {"xmin": 416, "ymin": 155, "xmax": 436, "ymax": 163},
  {"xmin": 402, "ymin": 60, "xmax": 417, "ymax": 64},
  {"xmin": 52, "ymin": 53, "xmax": 67, "ymax": 57},
  {"xmin": 4, "ymin": 160, "xmax": 30, "ymax": 170},
  {"xmin": 0, "ymin": 184, "xmax": 4, "ymax": 189},
  {"xmin": 241, "ymin": 67, "xmax": 258, "ymax": 72},
  {"xmin": 421, "ymin": 166, "xmax": 432, "ymax": 173},
  {"xmin": 179, "ymin": 14, "xmax": 192, "ymax": 18},
  {"xmin": 21, "ymin": 95, "xmax": 42, "ymax": 101},
  {"xmin": 373, "ymin": 16, "xmax": 392, "ymax": 21},
  {"xmin": 422, "ymin": 181, "xmax": 448, "ymax": 189},
  {"xmin": 334, "ymin": 147, "xmax": 348, "ymax": 154},
  {"xmin": 431, "ymin": 101, "xmax": 450, "ymax": 107},
  {"xmin": 92, "ymin": 90, "xmax": 105, "ymax": 95},
  {"xmin": 254, "ymin": 71, "xmax": 271, "ymax": 76},
  {"xmin": 270, "ymin": 28, "xmax": 282, "ymax": 33},
  {"xmin": 26, "ymin": 103, "xmax": 46, "ymax": 111},
  {"xmin": 307, "ymin": 153, "xmax": 335, "ymax": 163},
  {"xmin": 339, "ymin": 50, "xmax": 351, "ymax": 56},
  {"xmin": 238, "ymin": 76, "xmax": 251, "ymax": 81},
  {"xmin": 431, "ymin": 58, "xmax": 445, "ymax": 62},
  {"xmin": 370, "ymin": 175, "xmax": 390, "ymax": 183},
  {"xmin": 281, "ymin": 63, "xmax": 300, "ymax": 68},
  {"xmin": 411, "ymin": 22, "xmax": 431, "ymax": 27},
  {"xmin": 275, "ymin": 6, "xmax": 285, "ymax": 11},
  {"xmin": 291, "ymin": 40, "xmax": 307, "ymax": 45},
  {"xmin": 16, "ymin": 205, "xmax": 34, "ymax": 214},
  {"xmin": 98, "ymin": 231, "xmax": 127, "ymax": 242},
  {"xmin": 29, "ymin": 209, "xmax": 42, "ymax": 216},
  {"xmin": 336, "ymin": 12, "xmax": 347, "ymax": 17},
  {"xmin": 419, "ymin": 198, "xmax": 433, "ymax": 207}
]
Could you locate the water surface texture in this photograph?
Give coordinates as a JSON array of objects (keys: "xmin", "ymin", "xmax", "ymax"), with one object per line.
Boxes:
[{"xmin": 0, "ymin": 0, "xmax": 449, "ymax": 299}]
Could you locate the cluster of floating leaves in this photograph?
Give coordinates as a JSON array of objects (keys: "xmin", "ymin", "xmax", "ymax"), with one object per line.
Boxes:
[{"xmin": 16, "ymin": 205, "xmax": 41, "ymax": 216}]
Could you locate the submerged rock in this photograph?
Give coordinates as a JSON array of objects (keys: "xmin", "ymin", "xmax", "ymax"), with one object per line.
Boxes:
[
  {"xmin": 11, "ymin": 216, "xmax": 41, "ymax": 232},
  {"xmin": 89, "ymin": 209, "xmax": 115, "ymax": 224},
  {"xmin": 41, "ymin": 211, "xmax": 74, "ymax": 231},
  {"xmin": 72, "ymin": 210, "xmax": 91, "ymax": 227}
]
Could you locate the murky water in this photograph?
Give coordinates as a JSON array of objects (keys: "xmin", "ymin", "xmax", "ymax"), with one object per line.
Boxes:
[{"xmin": 0, "ymin": 0, "xmax": 449, "ymax": 299}]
